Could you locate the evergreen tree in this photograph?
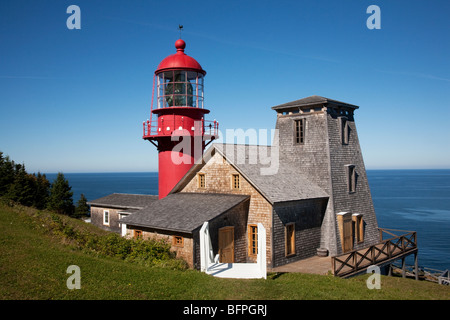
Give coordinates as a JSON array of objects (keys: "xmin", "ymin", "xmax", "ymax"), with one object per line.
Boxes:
[
  {"xmin": 74, "ymin": 193, "xmax": 89, "ymax": 218},
  {"xmin": 0, "ymin": 152, "xmax": 15, "ymax": 197},
  {"xmin": 47, "ymin": 172, "xmax": 74, "ymax": 215},
  {"xmin": 33, "ymin": 172, "xmax": 50, "ymax": 210},
  {"xmin": 7, "ymin": 163, "xmax": 36, "ymax": 207}
]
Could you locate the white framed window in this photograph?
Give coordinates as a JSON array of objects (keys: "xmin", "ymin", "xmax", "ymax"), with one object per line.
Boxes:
[{"xmin": 103, "ymin": 210, "xmax": 110, "ymax": 226}]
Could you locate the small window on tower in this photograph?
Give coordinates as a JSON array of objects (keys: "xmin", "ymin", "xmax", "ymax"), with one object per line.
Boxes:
[
  {"xmin": 198, "ymin": 173, "xmax": 206, "ymax": 189},
  {"xmin": 340, "ymin": 116, "xmax": 349, "ymax": 145},
  {"xmin": 231, "ymin": 174, "xmax": 240, "ymax": 190},
  {"xmin": 346, "ymin": 165, "xmax": 356, "ymax": 193},
  {"xmin": 294, "ymin": 119, "xmax": 305, "ymax": 144}
]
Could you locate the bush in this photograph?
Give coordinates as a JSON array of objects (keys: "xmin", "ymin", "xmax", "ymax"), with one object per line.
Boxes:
[{"xmin": 32, "ymin": 210, "xmax": 187, "ymax": 270}]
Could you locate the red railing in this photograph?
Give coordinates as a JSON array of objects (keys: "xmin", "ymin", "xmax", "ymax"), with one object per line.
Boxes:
[{"xmin": 143, "ymin": 118, "xmax": 219, "ymax": 139}]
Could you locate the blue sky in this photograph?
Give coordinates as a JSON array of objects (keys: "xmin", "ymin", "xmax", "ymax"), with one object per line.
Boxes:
[{"xmin": 0, "ymin": 0, "xmax": 449, "ymax": 173}]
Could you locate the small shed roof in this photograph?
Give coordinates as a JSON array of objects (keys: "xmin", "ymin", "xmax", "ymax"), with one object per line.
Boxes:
[
  {"xmin": 119, "ymin": 193, "xmax": 249, "ymax": 233},
  {"xmin": 87, "ymin": 193, "xmax": 159, "ymax": 210}
]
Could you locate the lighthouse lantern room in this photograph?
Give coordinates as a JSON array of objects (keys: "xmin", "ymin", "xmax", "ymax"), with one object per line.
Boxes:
[{"xmin": 143, "ymin": 39, "xmax": 218, "ymax": 199}]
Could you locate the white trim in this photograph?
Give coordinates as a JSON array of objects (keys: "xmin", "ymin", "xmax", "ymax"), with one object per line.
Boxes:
[{"xmin": 200, "ymin": 221, "xmax": 266, "ymax": 279}]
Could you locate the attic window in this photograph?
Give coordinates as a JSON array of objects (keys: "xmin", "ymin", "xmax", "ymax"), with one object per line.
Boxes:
[
  {"xmin": 231, "ymin": 174, "xmax": 240, "ymax": 190},
  {"xmin": 294, "ymin": 119, "xmax": 305, "ymax": 144},
  {"xmin": 198, "ymin": 173, "xmax": 205, "ymax": 189}
]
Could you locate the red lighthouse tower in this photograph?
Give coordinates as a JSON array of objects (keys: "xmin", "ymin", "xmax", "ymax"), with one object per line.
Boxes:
[{"xmin": 143, "ymin": 39, "xmax": 218, "ymax": 199}]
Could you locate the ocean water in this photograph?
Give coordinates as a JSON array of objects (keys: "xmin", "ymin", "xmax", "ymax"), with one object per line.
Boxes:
[
  {"xmin": 46, "ymin": 170, "xmax": 450, "ymax": 271},
  {"xmin": 367, "ymin": 170, "xmax": 450, "ymax": 272}
]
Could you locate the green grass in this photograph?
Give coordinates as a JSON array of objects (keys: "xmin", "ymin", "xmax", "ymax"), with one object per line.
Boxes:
[{"xmin": 0, "ymin": 202, "xmax": 448, "ymax": 300}]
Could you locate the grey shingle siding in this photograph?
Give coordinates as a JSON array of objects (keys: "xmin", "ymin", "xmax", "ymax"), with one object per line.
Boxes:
[{"xmin": 273, "ymin": 96, "xmax": 379, "ymax": 256}]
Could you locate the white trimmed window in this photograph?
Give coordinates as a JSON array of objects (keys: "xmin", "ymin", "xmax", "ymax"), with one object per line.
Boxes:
[{"xmin": 103, "ymin": 210, "xmax": 110, "ymax": 226}]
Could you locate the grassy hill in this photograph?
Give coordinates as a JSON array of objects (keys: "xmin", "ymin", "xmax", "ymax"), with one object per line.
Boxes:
[{"xmin": 0, "ymin": 201, "xmax": 448, "ymax": 301}]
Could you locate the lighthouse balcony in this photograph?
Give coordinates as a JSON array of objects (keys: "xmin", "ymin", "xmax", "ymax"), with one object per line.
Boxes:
[{"xmin": 143, "ymin": 118, "xmax": 219, "ymax": 140}]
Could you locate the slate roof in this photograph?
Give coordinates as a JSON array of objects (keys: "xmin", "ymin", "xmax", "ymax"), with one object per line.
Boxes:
[
  {"xmin": 87, "ymin": 193, "xmax": 159, "ymax": 209},
  {"xmin": 272, "ymin": 95, "xmax": 359, "ymax": 110},
  {"xmin": 119, "ymin": 193, "xmax": 249, "ymax": 233},
  {"xmin": 171, "ymin": 143, "xmax": 329, "ymax": 204},
  {"xmin": 213, "ymin": 144, "xmax": 328, "ymax": 203}
]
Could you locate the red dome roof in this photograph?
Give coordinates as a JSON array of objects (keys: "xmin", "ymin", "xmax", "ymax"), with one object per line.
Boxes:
[{"xmin": 155, "ymin": 39, "xmax": 206, "ymax": 75}]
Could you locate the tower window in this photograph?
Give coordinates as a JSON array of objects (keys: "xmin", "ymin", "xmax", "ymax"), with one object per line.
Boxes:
[
  {"xmin": 294, "ymin": 119, "xmax": 305, "ymax": 144},
  {"xmin": 340, "ymin": 116, "xmax": 349, "ymax": 145},
  {"xmin": 346, "ymin": 165, "xmax": 356, "ymax": 193},
  {"xmin": 198, "ymin": 173, "xmax": 205, "ymax": 189},
  {"xmin": 231, "ymin": 174, "xmax": 240, "ymax": 190}
]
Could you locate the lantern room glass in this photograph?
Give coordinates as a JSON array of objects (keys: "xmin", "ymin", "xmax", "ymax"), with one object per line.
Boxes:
[{"xmin": 157, "ymin": 71, "xmax": 204, "ymax": 109}]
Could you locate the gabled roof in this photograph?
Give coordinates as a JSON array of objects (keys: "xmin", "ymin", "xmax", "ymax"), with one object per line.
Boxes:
[
  {"xmin": 171, "ymin": 143, "xmax": 328, "ymax": 204},
  {"xmin": 87, "ymin": 193, "xmax": 158, "ymax": 210},
  {"xmin": 272, "ymin": 95, "xmax": 359, "ymax": 110},
  {"xmin": 119, "ymin": 193, "xmax": 249, "ymax": 233}
]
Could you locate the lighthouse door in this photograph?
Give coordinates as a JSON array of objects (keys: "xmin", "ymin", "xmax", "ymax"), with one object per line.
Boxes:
[{"xmin": 218, "ymin": 227, "xmax": 234, "ymax": 263}]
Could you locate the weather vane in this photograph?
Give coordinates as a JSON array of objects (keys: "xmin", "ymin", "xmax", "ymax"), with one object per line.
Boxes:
[{"xmin": 178, "ymin": 25, "xmax": 183, "ymax": 38}]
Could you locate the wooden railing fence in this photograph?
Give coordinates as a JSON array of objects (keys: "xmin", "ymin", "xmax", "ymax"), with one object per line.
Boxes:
[{"xmin": 332, "ymin": 228, "xmax": 418, "ymax": 278}]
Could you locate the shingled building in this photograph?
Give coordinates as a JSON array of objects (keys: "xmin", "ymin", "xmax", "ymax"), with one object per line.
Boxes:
[{"xmin": 90, "ymin": 95, "xmax": 380, "ymax": 270}]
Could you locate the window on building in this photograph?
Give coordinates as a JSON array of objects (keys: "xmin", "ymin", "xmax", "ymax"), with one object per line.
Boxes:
[
  {"xmin": 294, "ymin": 119, "xmax": 305, "ymax": 144},
  {"xmin": 231, "ymin": 174, "xmax": 240, "ymax": 190},
  {"xmin": 103, "ymin": 210, "xmax": 109, "ymax": 226},
  {"xmin": 134, "ymin": 230, "xmax": 143, "ymax": 239},
  {"xmin": 346, "ymin": 164, "xmax": 356, "ymax": 193},
  {"xmin": 353, "ymin": 214, "xmax": 364, "ymax": 243},
  {"xmin": 198, "ymin": 173, "xmax": 206, "ymax": 189},
  {"xmin": 285, "ymin": 223, "xmax": 295, "ymax": 256},
  {"xmin": 340, "ymin": 116, "xmax": 349, "ymax": 145},
  {"xmin": 173, "ymin": 235, "xmax": 184, "ymax": 247},
  {"xmin": 248, "ymin": 225, "xmax": 258, "ymax": 257}
]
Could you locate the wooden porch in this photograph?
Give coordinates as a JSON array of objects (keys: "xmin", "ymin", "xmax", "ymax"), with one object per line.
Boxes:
[
  {"xmin": 269, "ymin": 255, "xmax": 332, "ymax": 275},
  {"xmin": 269, "ymin": 228, "xmax": 418, "ymax": 279}
]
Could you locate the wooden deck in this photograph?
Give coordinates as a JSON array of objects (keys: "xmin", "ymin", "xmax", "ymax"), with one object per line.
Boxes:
[
  {"xmin": 269, "ymin": 256, "xmax": 332, "ymax": 275},
  {"xmin": 268, "ymin": 228, "xmax": 418, "ymax": 279}
]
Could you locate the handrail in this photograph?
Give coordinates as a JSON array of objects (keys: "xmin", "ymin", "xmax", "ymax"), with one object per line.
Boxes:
[
  {"xmin": 332, "ymin": 229, "xmax": 417, "ymax": 277},
  {"xmin": 143, "ymin": 117, "xmax": 219, "ymax": 138}
]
